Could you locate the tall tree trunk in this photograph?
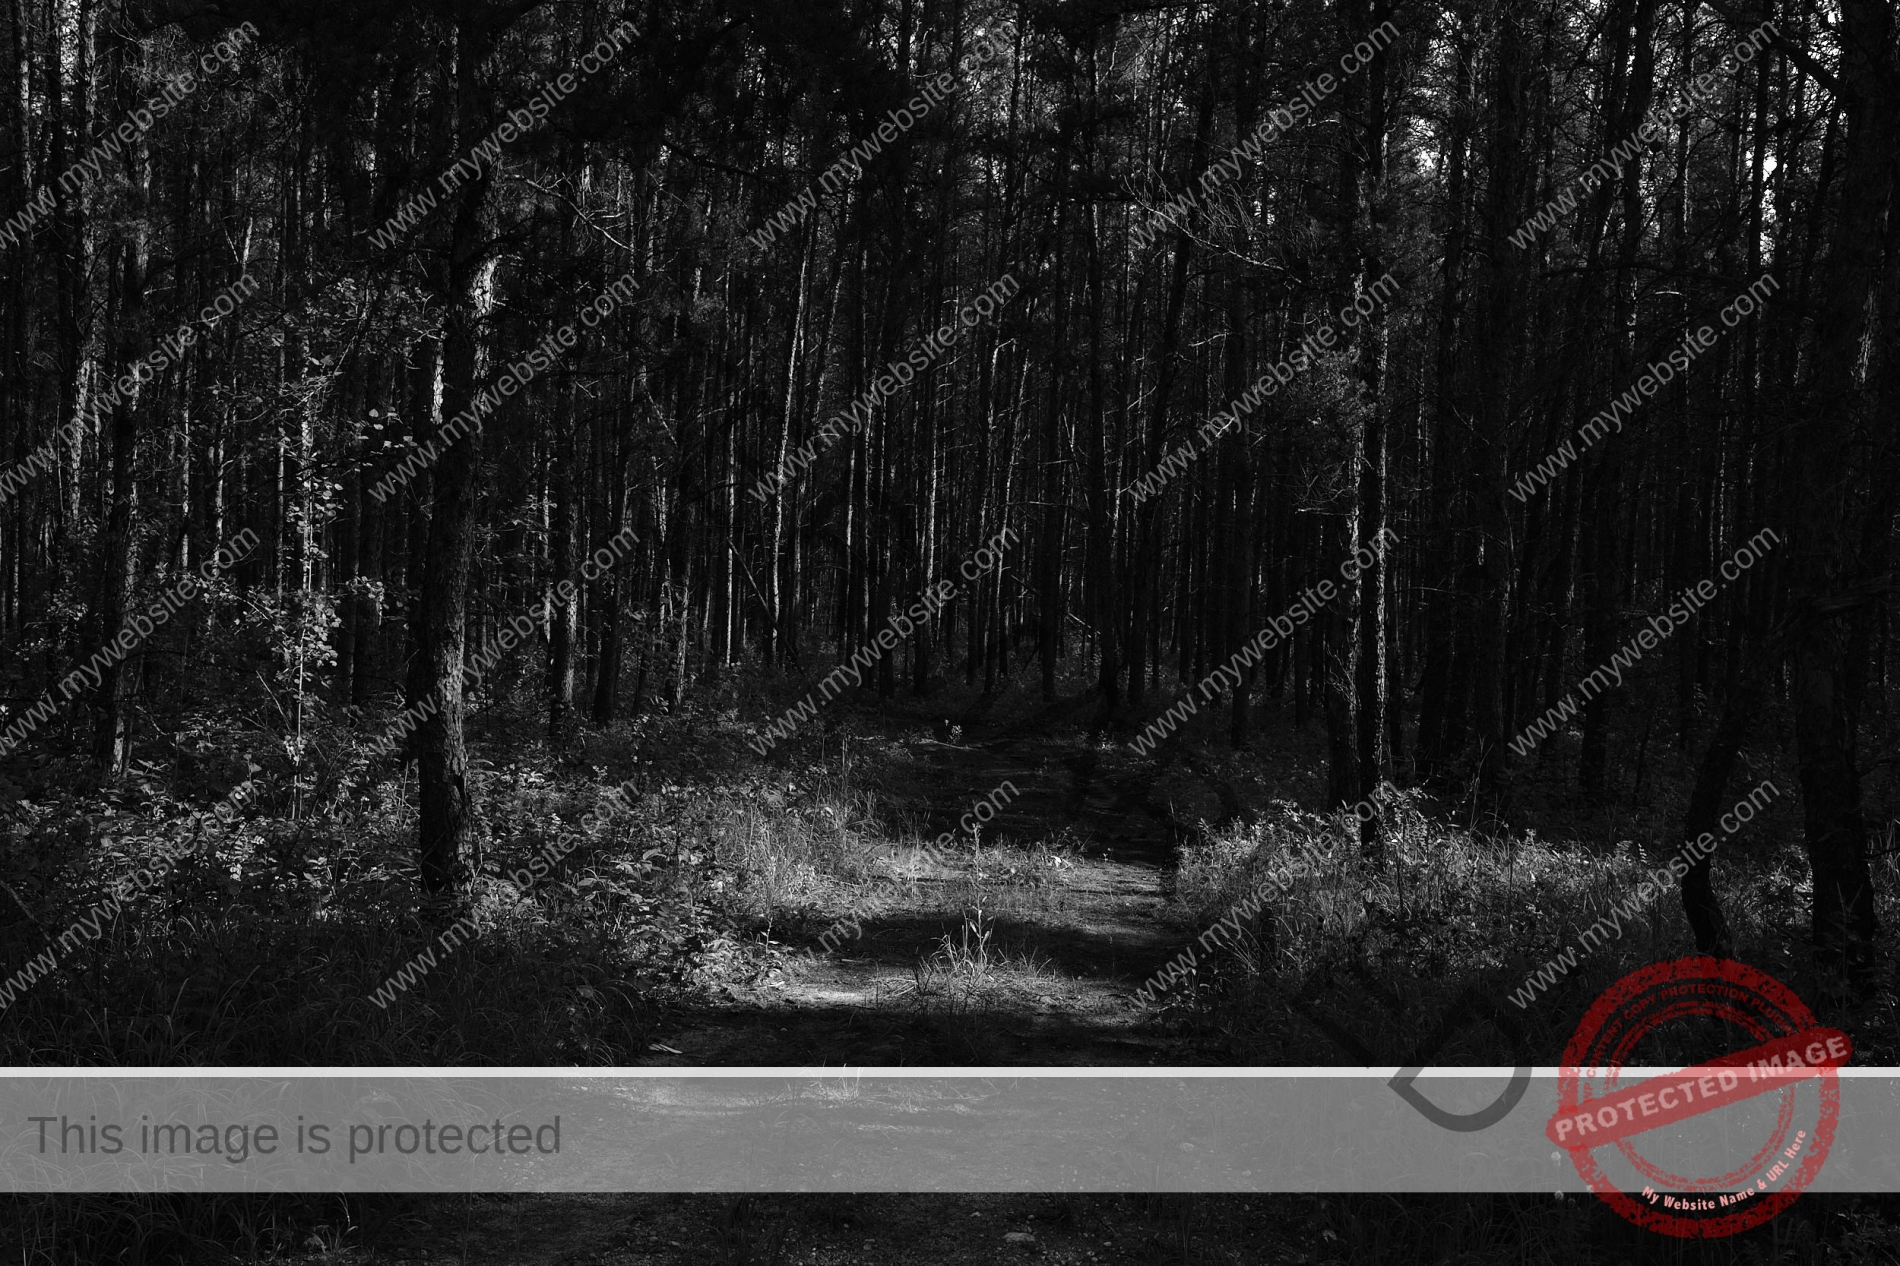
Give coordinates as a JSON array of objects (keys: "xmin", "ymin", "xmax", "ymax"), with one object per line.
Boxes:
[
  {"xmin": 1037, "ymin": 196, "xmax": 1069, "ymax": 703},
  {"xmin": 411, "ymin": 16, "xmax": 500, "ymax": 898},
  {"xmin": 1082, "ymin": 129, "xmax": 1119, "ymax": 717},
  {"xmin": 1787, "ymin": 0, "xmax": 1894, "ymax": 993},
  {"xmin": 1349, "ymin": 0, "xmax": 1393, "ymax": 847},
  {"xmin": 91, "ymin": 152, "xmax": 150, "ymax": 774},
  {"xmin": 1577, "ymin": 0, "xmax": 1656, "ymax": 792},
  {"xmin": 1128, "ymin": 75, "xmax": 1210, "ymax": 708},
  {"xmin": 547, "ymin": 377, "xmax": 579, "ymax": 740},
  {"xmin": 1468, "ymin": 0, "xmax": 1535, "ymax": 802},
  {"xmin": 591, "ymin": 405, "xmax": 629, "ymax": 724},
  {"xmin": 1416, "ymin": 3, "xmax": 1472, "ymax": 778}
]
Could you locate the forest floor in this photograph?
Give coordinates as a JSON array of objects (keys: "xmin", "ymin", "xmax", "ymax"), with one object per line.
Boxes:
[
  {"xmin": 623, "ymin": 668, "xmax": 1900, "ymax": 1074},
  {"xmin": 10, "ymin": 668, "xmax": 1900, "ymax": 1261},
  {"xmin": 9, "ymin": 659, "xmax": 1899, "ymax": 1073}
]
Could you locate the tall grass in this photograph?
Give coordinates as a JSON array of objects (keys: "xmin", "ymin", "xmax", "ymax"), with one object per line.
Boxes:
[
  {"xmin": 1165, "ymin": 787, "xmax": 1852, "ymax": 1065},
  {"xmin": 710, "ymin": 773, "xmax": 889, "ymax": 920}
]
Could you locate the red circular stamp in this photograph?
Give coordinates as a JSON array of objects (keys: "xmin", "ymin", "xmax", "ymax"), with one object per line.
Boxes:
[{"xmin": 1545, "ymin": 957, "xmax": 1850, "ymax": 1237}]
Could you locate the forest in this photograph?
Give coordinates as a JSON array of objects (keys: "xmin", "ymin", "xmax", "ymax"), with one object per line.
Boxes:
[{"xmin": 2, "ymin": 0, "xmax": 1899, "ymax": 1258}]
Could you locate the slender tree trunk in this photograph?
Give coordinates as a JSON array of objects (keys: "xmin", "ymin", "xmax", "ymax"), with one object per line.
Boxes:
[
  {"xmin": 1416, "ymin": 4, "xmax": 1471, "ymax": 778},
  {"xmin": 91, "ymin": 163, "xmax": 150, "ymax": 774},
  {"xmin": 1350, "ymin": 0, "xmax": 1393, "ymax": 846},
  {"xmin": 591, "ymin": 407, "xmax": 629, "ymax": 724},
  {"xmin": 547, "ymin": 378, "xmax": 579, "ymax": 740},
  {"xmin": 1037, "ymin": 197, "xmax": 1069, "ymax": 702}
]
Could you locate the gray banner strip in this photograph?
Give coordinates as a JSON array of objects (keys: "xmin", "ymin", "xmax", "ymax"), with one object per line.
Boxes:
[{"xmin": 1, "ymin": 1071, "xmax": 1892, "ymax": 1192}]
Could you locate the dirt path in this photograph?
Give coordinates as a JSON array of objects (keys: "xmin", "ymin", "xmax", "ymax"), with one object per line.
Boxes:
[{"xmin": 642, "ymin": 700, "xmax": 1224, "ymax": 1066}]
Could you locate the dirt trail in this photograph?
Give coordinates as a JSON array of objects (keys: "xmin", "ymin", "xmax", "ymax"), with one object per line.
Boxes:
[{"xmin": 642, "ymin": 700, "xmax": 1222, "ymax": 1066}]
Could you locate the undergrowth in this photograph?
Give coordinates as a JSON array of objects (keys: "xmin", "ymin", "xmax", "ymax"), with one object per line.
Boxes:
[
  {"xmin": 1163, "ymin": 781, "xmax": 1900, "ymax": 1066},
  {"xmin": 0, "ymin": 686, "xmax": 806, "ymax": 1065}
]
